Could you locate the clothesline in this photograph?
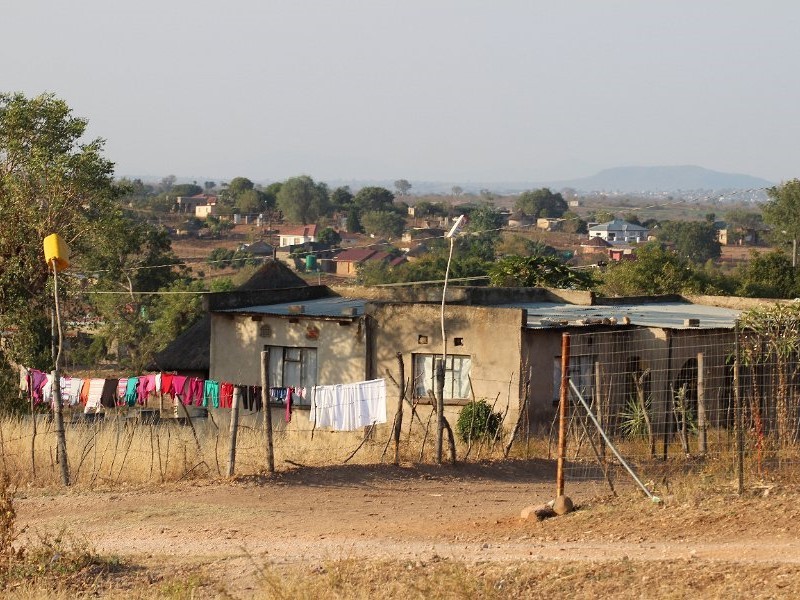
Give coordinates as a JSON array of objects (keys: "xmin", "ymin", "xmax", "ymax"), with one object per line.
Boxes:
[{"xmin": 18, "ymin": 366, "xmax": 387, "ymax": 431}]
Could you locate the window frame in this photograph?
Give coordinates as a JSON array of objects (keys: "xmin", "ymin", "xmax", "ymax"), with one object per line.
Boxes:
[
  {"xmin": 412, "ymin": 353, "xmax": 472, "ymax": 405},
  {"xmin": 265, "ymin": 345, "xmax": 318, "ymax": 406}
]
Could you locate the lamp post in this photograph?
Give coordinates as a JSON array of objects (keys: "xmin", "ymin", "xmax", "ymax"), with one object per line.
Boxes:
[{"xmin": 436, "ymin": 215, "xmax": 466, "ymax": 464}]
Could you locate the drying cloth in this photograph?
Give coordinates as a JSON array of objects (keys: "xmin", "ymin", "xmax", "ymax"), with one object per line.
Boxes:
[
  {"xmin": 204, "ymin": 380, "xmax": 219, "ymax": 408},
  {"xmin": 219, "ymin": 382, "xmax": 234, "ymax": 409},
  {"xmin": 100, "ymin": 378, "xmax": 119, "ymax": 408},
  {"xmin": 172, "ymin": 376, "xmax": 188, "ymax": 402},
  {"xmin": 310, "ymin": 379, "xmax": 387, "ymax": 431},
  {"xmin": 124, "ymin": 377, "xmax": 139, "ymax": 406},
  {"xmin": 161, "ymin": 373, "xmax": 174, "ymax": 397},
  {"xmin": 117, "ymin": 379, "xmax": 128, "ymax": 406},
  {"xmin": 85, "ymin": 378, "xmax": 105, "ymax": 413},
  {"xmin": 188, "ymin": 378, "xmax": 204, "ymax": 406}
]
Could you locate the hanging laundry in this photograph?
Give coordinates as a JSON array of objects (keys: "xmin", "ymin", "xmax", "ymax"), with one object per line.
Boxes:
[
  {"xmin": 124, "ymin": 377, "xmax": 139, "ymax": 407},
  {"xmin": 219, "ymin": 382, "xmax": 234, "ymax": 409},
  {"xmin": 310, "ymin": 379, "xmax": 387, "ymax": 432},
  {"xmin": 154, "ymin": 373, "xmax": 162, "ymax": 395},
  {"xmin": 161, "ymin": 373, "xmax": 174, "ymax": 398},
  {"xmin": 116, "ymin": 378, "xmax": 128, "ymax": 406},
  {"xmin": 19, "ymin": 366, "xmax": 29, "ymax": 393},
  {"xmin": 79, "ymin": 378, "xmax": 90, "ymax": 405},
  {"xmin": 285, "ymin": 387, "xmax": 293, "ymax": 423},
  {"xmin": 172, "ymin": 375, "xmax": 188, "ymax": 403},
  {"xmin": 138, "ymin": 374, "xmax": 155, "ymax": 405},
  {"xmin": 185, "ymin": 377, "xmax": 202, "ymax": 406},
  {"xmin": 41, "ymin": 373, "xmax": 54, "ymax": 406},
  {"xmin": 64, "ymin": 377, "xmax": 82, "ymax": 406},
  {"xmin": 100, "ymin": 378, "xmax": 119, "ymax": 408},
  {"xmin": 204, "ymin": 380, "xmax": 220, "ymax": 408},
  {"xmin": 30, "ymin": 370, "xmax": 47, "ymax": 405},
  {"xmin": 85, "ymin": 378, "xmax": 105, "ymax": 413}
]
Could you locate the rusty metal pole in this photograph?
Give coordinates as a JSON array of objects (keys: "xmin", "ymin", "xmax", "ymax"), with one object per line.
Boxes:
[{"xmin": 556, "ymin": 333, "xmax": 570, "ymax": 497}]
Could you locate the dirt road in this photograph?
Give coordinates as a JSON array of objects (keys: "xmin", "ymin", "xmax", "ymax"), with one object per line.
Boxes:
[{"xmin": 14, "ymin": 461, "xmax": 800, "ymax": 598}]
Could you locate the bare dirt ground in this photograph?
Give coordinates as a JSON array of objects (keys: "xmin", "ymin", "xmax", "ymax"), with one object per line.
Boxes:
[{"xmin": 13, "ymin": 460, "xmax": 800, "ymax": 598}]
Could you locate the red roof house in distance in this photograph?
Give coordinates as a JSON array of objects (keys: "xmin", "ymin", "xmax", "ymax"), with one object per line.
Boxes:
[
  {"xmin": 278, "ymin": 224, "xmax": 318, "ymax": 247},
  {"xmin": 332, "ymin": 247, "xmax": 406, "ymax": 277}
]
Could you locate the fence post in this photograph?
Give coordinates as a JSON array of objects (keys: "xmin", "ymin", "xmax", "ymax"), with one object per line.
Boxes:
[
  {"xmin": 435, "ymin": 359, "xmax": 445, "ymax": 465},
  {"xmin": 50, "ymin": 259, "xmax": 69, "ymax": 487},
  {"xmin": 226, "ymin": 386, "xmax": 240, "ymax": 477},
  {"xmin": 556, "ymin": 332, "xmax": 570, "ymax": 498},
  {"xmin": 394, "ymin": 352, "xmax": 405, "ymax": 466},
  {"xmin": 697, "ymin": 352, "xmax": 707, "ymax": 456},
  {"xmin": 734, "ymin": 325, "xmax": 744, "ymax": 494},
  {"xmin": 261, "ymin": 350, "xmax": 275, "ymax": 474}
]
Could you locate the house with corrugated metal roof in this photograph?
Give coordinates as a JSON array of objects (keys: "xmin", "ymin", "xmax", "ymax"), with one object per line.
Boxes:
[{"xmin": 588, "ymin": 219, "xmax": 648, "ymax": 244}]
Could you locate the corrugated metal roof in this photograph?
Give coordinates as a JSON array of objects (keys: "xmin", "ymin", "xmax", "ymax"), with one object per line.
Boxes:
[
  {"xmin": 217, "ymin": 297, "xmax": 367, "ymax": 318},
  {"xmin": 496, "ymin": 301, "xmax": 741, "ymax": 330}
]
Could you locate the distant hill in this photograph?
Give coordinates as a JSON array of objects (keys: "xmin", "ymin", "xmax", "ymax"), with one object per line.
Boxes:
[{"xmin": 548, "ymin": 165, "xmax": 772, "ymax": 193}]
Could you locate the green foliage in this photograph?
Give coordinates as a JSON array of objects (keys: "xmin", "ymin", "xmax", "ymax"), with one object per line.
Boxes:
[
  {"xmin": 360, "ymin": 210, "xmax": 405, "ymax": 238},
  {"xmin": 456, "ymin": 400, "xmax": 502, "ymax": 444},
  {"xmin": 763, "ymin": 179, "xmax": 800, "ymax": 250},
  {"xmin": 593, "ymin": 210, "xmax": 615, "ymax": 224},
  {"xmin": 561, "ymin": 211, "xmax": 587, "ymax": 234},
  {"xmin": 204, "ymin": 215, "xmax": 234, "ymax": 238},
  {"xmin": 227, "ymin": 176, "xmax": 255, "ymax": 197},
  {"xmin": 488, "ymin": 255, "xmax": 594, "ymax": 290},
  {"xmin": 330, "ymin": 186, "xmax": 354, "ymax": 212},
  {"xmin": 277, "ymin": 175, "xmax": 329, "ymax": 224},
  {"xmin": 169, "ymin": 183, "xmax": 203, "ymax": 197},
  {"xmin": 317, "ymin": 227, "xmax": 342, "ymax": 247},
  {"xmin": 0, "ymin": 92, "xmax": 117, "ymax": 369},
  {"xmin": 497, "ymin": 235, "xmax": 557, "ymax": 258},
  {"xmin": 236, "ymin": 189, "xmax": 269, "ymax": 214},
  {"xmin": 514, "ymin": 188, "xmax": 568, "ymax": 219},
  {"xmin": 346, "ymin": 209, "xmax": 363, "ymax": 233},
  {"xmin": 597, "ymin": 242, "xmax": 718, "ymax": 297},
  {"xmin": 206, "ymin": 247, "xmax": 258, "ymax": 270},
  {"xmin": 656, "ymin": 220, "xmax": 721, "ymax": 263},
  {"xmin": 394, "ymin": 179, "xmax": 412, "ymax": 196},
  {"xmin": 354, "ymin": 186, "xmax": 396, "ymax": 214},
  {"xmin": 620, "ymin": 394, "xmax": 651, "ymax": 439},
  {"xmin": 735, "ymin": 250, "xmax": 797, "ymax": 298}
]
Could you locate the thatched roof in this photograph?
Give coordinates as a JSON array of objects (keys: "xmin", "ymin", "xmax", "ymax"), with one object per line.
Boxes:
[{"xmin": 151, "ymin": 260, "xmax": 308, "ymax": 374}]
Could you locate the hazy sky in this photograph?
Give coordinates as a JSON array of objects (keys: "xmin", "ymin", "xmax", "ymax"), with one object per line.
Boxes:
[{"xmin": 3, "ymin": 1, "xmax": 798, "ymax": 184}]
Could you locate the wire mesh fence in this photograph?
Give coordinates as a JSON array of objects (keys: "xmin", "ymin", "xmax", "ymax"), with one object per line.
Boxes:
[{"xmin": 561, "ymin": 326, "xmax": 800, "ymax": 493}]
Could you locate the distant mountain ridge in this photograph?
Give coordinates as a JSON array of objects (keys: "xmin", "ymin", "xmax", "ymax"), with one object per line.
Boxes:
[{"xmin": 545, "ymin": 165, "xmax": 773, "ymax": 193}]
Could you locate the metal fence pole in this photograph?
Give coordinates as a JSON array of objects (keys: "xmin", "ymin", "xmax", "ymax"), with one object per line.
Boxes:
[{"xmin": 556, "ymin": 333, "xmax": 570, "ymax": 497}]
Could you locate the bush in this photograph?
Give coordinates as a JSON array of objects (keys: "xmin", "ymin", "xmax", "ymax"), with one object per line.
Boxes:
[{"xmin": 456, "ymin": 400, "xmax": 502, "ymax": 444}]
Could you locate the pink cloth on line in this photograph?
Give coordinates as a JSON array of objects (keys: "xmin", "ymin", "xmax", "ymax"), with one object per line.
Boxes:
[
  {"xmin": 138, "ymin": 374, "xmax": 155, "ymax": 404},
  {"xmin": 187, "ymin": 378, "xmax": 204, "ymax": 406},
  {"xmin": 172, "ymin": 376, "xmax": 188, "ymax": 402}
]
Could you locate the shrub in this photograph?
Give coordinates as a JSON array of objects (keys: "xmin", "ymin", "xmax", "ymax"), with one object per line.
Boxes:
[{"xmin": 456, "ymin": 400, "xmax": 502, "ymax": 444}]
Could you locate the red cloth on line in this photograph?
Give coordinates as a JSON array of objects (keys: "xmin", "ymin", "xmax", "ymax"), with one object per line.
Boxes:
[{"xmin": 220, "ymin": 382, "xmax": 234, "ymax": 409}]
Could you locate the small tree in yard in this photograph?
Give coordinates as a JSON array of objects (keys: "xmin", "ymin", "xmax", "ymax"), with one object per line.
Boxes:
[{"xmin": 457, "ymin": 400, "xmax": 502, "ymax": 446}]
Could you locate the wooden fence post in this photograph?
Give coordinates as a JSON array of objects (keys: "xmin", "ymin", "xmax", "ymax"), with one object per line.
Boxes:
[
  {"xmin": 556, "ymin": 333, "xmax": 570, "ymax": 498},
  {"xmin": 734, "ymin": 325, "xmax": 744, "ymax": 494},
  {"xmin": 394, "ymin": 352, "xmax": 405, "ymax": 466},
  {"xmin": 261, "ymin": 350, "xmax": 275, "ymax": 473},
  {"xmin": 226, "ymin": 386, "xmax": 240, "ymax": 477},
  {"xmin": 697, "ymin": 352, "xmax": 707, "ymax": 456},
  {"xmin": 435, "ymin": 359, "xmax": 445, "ymax": 465}
]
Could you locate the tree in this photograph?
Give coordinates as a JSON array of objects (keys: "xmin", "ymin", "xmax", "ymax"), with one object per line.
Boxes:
[
  {"xmin": 227, "ymin": 176, "xmax": 255, "ymax": 198},
  {"xmin": 159, "ymin": 174, "xmax": 176, "ymax": 192},
  {"xmin": 656, "ymin": 221, "xmax": 721, "ymax": 263},
  {"xmin": 0, "ymin": 92, "xmax": 118, "ymax": 374},
  {"xmin": 451, "ymin": 186, "xmax": 463, "ymax": 197},
  {"xmin": 764, "ymin": 179, "xmax": 800, "ymax": 267},
  {"xmin": 236, "ymin": 189, "xmax": 267, "ymax": 214},
  {"xmin": 170, "ymin": 183, "xmax": 203, "ymax": 198},
  {"xmin": 597, "ymin": 242, "xmax": 715, "ymax": 296},
  {"xmin": 488, "ymin": 255, "xmax": 594, "ymax": 290},
  {"xmin": 354, "ymin": 186, "xmax": 395, "ymax": 214},
  {"xmin": 735, "ymin": 250, "xmax": 798, "ymax": 298},
  {"xmin": 346, "ymin": 209, "xmax": 363, "ymax": 233},
  {"xmin": 360, "ymin": 210, "xmax": 405, "ymax": 238},
  {"xmin": 330, "ymin": 186, "xmax": 354, "ymax": 212},
  {"xmin": 461, "ymin": 203, "xmax": 504, "ymax": 261},
  {"xmin": 593, "ymin": 210, "xmax": 615, "ymax": 224},
  {"xmin": 561, "ymin": 211, "xmax": 588, "ymax": 234},
  {"xmin": 204, "ymin": 181, "xmax": 216, "ymax": 191},
  {"xmin": 514, "ymin": 188, "xmax": 568, "ymax": 219},
  {"xmin": 317, "ymin": 227, "xmax": 342, "ymax": 247},
  {"xmin": 276, "ymin": 175, "xmax": 329, "ymax": 224},
  {"xmin": 394, "ymin": 179, "xmax": 412, "ymax": 196}
]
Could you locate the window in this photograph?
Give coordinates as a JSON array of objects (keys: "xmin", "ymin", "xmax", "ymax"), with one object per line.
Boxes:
[
  {"xmin": 553, "ymin": 354, "xmax": 595, "ymax": 405},
  {"xmin": 266, "ymin": 346, "xmax": 317, "ymax": 405},
  {"xmin": 413, "ymin": 354, "xmax": 471, "ymax": 401}
]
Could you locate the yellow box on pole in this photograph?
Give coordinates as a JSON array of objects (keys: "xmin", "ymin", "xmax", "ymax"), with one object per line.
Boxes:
[{"xmin": 43, "ymin": 233, "xmax": 70, "ymax": 272}]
